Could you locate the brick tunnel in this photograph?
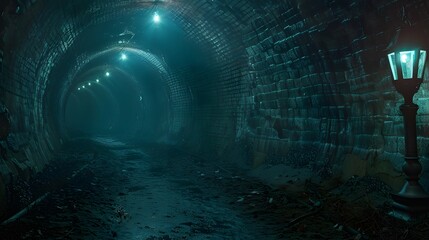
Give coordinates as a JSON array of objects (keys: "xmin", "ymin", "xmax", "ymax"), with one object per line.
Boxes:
[{"xmin": 1, "ymin": 0, "xmax": 429, "ymax": 239}]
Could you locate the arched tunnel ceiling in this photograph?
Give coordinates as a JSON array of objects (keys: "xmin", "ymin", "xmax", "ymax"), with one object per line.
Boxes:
[{"xmin": 1, "ymin": 0, "xmax": 255, "ymax": 142}]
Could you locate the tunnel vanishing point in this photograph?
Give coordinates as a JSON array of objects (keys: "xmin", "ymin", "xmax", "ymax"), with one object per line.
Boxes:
[{"xmin": 1, "ymin": 0, "xmax": 429, "ymax": 239}]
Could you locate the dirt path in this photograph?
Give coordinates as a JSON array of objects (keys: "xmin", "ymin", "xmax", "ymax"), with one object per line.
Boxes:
[
  {"xmin": 2, "ymin": 137, "xmax": 422, "ymax": 240},
  {"xmin": 0, "ymin": 138, "xmax": 273, "ymax": 239}
]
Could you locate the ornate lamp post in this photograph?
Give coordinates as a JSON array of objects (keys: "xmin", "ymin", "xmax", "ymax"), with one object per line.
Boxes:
[{"xmin": 387, "ymin": 26, "xmax": 429, "ymax": 221}]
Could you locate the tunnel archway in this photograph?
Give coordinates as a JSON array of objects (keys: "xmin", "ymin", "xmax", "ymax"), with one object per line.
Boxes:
[
  {"xmin": 61, "ymin": 47, "xmax": 174, "ymax": 141},
  {"xmin": 1, "ymin": 0, "xmax": 249, "ymax": 220}
]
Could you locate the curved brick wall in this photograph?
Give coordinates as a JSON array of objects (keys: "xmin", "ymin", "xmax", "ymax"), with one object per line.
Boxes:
[
  {"xmin": 1, "ymin": 0, "xmax": 429, "ymax": 216},
  {"xmin": 238, "ymin": 0, "xmax": 429, "ymax": 189}
]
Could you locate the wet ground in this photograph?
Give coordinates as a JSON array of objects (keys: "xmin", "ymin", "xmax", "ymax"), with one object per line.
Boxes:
[{"xmin": 0, "ymin": 137, "xmax": 428, "ymax": 239}]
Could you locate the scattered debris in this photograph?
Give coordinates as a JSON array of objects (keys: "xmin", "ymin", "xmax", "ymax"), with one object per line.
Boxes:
[
  {"xmin": 0, "ymin": 141, "xmax": 428, "ymax": 239},
  {"xmin": 1, "ymin": 193, "xmax": 49, "ymax": 225},
  {"xmin": 115, "ymin": 205, "xmax": 128, "ymax": 222},
  {"xmin": 286, "ymin": 199, "xmax": 322, "ymax": 228}
]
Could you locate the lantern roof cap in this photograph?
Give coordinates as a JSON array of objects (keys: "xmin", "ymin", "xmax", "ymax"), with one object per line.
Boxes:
[{"xmin": 387, "ymin": 25, "xmax": 428, "ymax": 53}]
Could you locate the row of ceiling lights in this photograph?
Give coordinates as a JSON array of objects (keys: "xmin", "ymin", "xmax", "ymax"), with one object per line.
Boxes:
[
  {"xmin": 76, "ymin": 12, "xmax": 160, "ymax": 92},
  {"xmin": 77, "ymin": 72, "xmax": 109, "ymax": 91},
  {"xmin": 76, "ymin": 51, "xmax": 128, "ymax": 91}
]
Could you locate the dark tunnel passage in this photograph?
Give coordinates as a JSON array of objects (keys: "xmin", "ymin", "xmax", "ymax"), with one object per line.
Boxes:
[
  {"xmin": 1, "ymin": 0, "xmax": 429, "ymax": 239},
  {"xmin": 62, "ymin": 47, "xmax": 172, "ymax": 139}
]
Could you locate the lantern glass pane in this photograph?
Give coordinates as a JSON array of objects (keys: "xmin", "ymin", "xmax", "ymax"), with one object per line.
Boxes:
[
  {"xmin": 400, "ymin": 51, "xmax": 415, "ymax": 79},
  {"xmin": 418, "ymin": 50, "xmax": 427, "ymax": 78},
  {"xmin": 388, "ymin": 53, "xmax": 398, "ymax": 80}
]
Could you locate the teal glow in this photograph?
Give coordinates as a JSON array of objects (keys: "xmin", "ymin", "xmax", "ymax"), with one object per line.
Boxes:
[
  {"xmin": 388, "ymin": 50, "xmax": 427, "ymax": 80},
  {"xmin": 153, "ymin": 12, "xmax": 160, "ymax": 23},
  {"xmin": 418, "ymin": 50, "xmax": 427, "ymax": 78},
  {"xmin": 388, "ymin": 53, "xmax": 398, "ymax": 80},
  {"xmin": 400, "ymin": 51, "xmax": 415, "ymax": 79}
]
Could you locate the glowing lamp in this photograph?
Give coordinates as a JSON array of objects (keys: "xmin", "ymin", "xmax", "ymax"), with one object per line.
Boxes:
[{"xmin": 387, "ymin": 26, "xmax": 429, "ymax": 221}]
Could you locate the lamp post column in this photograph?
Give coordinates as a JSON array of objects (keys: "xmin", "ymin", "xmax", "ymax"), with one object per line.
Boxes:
[
  {"xmin": 391, "ymin": 101, "xmax": 429, "ymax": 220},
  {"xmin": 400, "ymin": 103, "xmax": 422, "ymax": 192}
]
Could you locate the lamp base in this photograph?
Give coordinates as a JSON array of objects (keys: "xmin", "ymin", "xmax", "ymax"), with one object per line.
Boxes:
[{"xmin": 389, "ymin": 193, "xmax": 429, "ymax": 221}]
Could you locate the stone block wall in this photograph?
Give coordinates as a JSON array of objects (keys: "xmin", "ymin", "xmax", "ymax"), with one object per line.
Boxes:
[{"xmin": 237, "ymin": 0, "xmax": 429, "ymax": 188}]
